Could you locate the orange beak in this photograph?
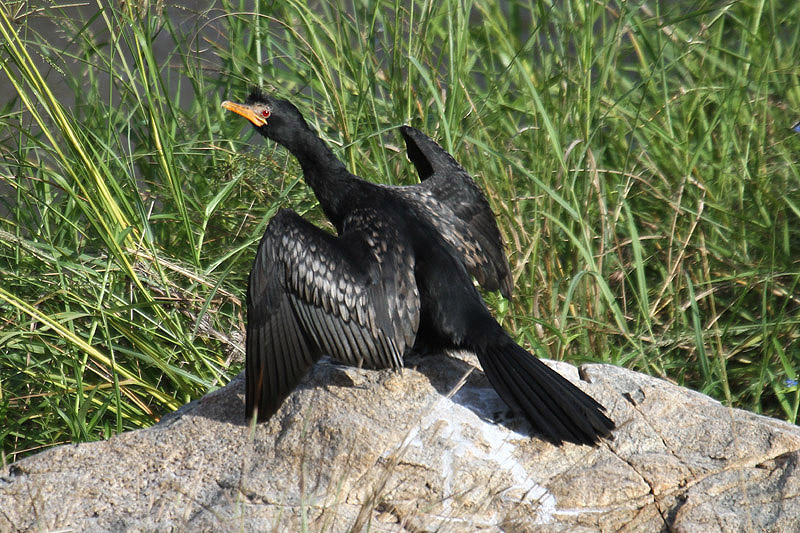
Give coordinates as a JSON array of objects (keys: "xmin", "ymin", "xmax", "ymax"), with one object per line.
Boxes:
[{"xmin": 221, "ymin": 100, "xmax": 268, "ymax": 127}]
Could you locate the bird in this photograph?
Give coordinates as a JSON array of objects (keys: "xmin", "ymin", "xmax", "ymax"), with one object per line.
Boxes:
[{"xmin": 221, "ymin": 89, "xmax": 615, "ymax": 445}]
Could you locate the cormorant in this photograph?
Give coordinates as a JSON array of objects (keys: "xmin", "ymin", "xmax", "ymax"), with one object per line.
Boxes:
[{"xmin": 222, "ymin": 90, "xmax": 615, "ymax": 445}]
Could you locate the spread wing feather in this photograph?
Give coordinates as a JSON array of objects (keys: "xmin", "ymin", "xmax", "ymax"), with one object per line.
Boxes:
[
  {"xmin": 398, "ymin": 126, "xmax": 513, "ymax": 298},
  {"xmin": 246, "ymin": 208, "xmax": 419, "ymax": 421}
]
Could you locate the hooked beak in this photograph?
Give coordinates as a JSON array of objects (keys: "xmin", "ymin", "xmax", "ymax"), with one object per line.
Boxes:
[{"xmin": 221, "ymin": 100, "xmax": 268, "ymax": 127}]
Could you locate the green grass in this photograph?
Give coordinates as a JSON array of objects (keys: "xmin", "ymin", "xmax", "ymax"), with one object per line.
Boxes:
[{"xmin": 1, "ymin": 0, "xmax": 799, "ymax": 462}]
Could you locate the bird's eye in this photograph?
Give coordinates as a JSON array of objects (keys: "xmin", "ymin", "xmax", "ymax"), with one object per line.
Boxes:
[{"xmin": 261, "ymin": 109, "xmax": 271, "ymax": 118}]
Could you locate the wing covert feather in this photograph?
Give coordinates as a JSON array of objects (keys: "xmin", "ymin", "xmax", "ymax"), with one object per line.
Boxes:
[
  {"xmin": 398, "ymin": 126, "xmax": 513, "ymax": 298},
  {"xmin": 246, "ymin": 208, "xmax": 419, "ymax": 421}
]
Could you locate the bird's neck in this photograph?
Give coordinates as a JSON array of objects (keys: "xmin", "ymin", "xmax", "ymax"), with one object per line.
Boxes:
[{"xmin": 285, "ymin": 127, "xmax": 357, "ymax": 227}]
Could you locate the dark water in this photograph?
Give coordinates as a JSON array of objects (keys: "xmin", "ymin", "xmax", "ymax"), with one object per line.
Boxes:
[
  {"xmin": 1, "ymin": 1, "xmax": 229, "ymax": 108},
  {"xmin": 0, "ymin": 2, "xmax": 237, "ymax": 219}
]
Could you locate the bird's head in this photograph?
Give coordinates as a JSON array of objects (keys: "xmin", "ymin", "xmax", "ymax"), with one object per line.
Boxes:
[{"xmin": 221, "ymin": 89, "xmax": 309, "ymax": 146}]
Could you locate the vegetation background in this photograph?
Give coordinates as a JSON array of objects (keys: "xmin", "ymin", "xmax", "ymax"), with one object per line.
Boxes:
[{"xmin": 1, "ymin": 0, "xmax": 799, "ymax": 462}]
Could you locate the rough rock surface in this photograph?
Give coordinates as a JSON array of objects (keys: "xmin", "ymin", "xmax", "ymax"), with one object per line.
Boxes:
[{"xmin": 2, "ymin": 351, "xmax": 799, "ymax": 532}]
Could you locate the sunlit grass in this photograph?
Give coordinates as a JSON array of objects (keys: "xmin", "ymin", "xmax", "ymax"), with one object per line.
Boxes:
[{"xmin": 1, "ymin": 0, "xmax": 799, "ymax": 462}]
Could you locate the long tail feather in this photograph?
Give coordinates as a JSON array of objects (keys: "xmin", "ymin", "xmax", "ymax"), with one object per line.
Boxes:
[{"xmin": 473, "ymin": 332, "xmax": 614, "ymax": 445}]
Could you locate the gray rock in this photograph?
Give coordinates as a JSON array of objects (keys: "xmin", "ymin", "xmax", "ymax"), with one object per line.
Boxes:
[{"xmin": 1, "ymin": 351, "xmax": 799, "ymax": 532}]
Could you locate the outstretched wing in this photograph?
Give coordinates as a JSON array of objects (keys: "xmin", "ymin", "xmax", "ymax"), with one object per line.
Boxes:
[
  {"xmin": 246, "ymin": 208, "xmax": 420, "ymax": 421},
  {"xmin": 398, "ymin": 126, "xmax": 513, "ymax": 298}
]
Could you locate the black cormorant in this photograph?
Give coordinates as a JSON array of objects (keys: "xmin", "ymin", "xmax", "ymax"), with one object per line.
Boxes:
[{"xmin": 222, "ymin": 90, "xmax": 614, "ymax": 445}]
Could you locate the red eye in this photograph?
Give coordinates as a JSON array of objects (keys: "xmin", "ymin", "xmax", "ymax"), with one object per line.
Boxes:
[{"xmin": 261, "ymin": 109, "xmax": 271, "ymax": 118}]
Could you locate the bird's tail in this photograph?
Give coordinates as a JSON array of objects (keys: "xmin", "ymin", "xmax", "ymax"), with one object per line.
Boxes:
[{"xmin": 471, "ymin": 326, "xmax": 615, "ymax": 445}]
